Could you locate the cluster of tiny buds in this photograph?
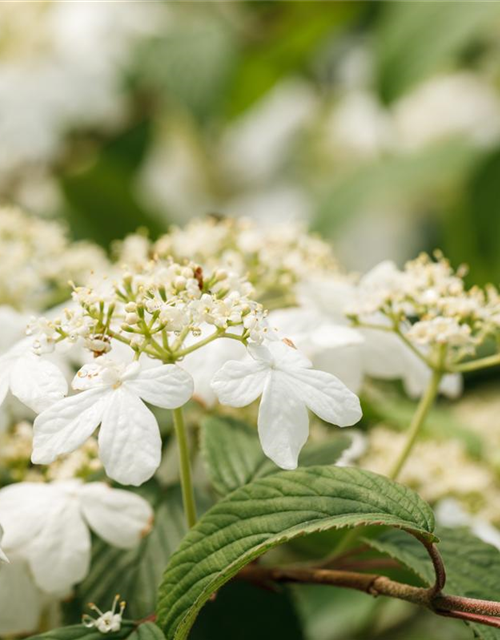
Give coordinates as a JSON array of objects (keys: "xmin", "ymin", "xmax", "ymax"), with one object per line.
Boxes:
[
  {"xmin": 27, "ymin": 257, "xmax": 269, "ymax": 360},
  {"xmin": 116, "ymin": 216, "xmax": 339, "ymax": 303},
  {"xmin": 348, "ymin": 252, "xmax": 500, "ymax": 358}
]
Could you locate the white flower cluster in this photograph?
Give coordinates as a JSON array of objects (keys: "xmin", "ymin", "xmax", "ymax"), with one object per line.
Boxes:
[
  {"xmin": 0, "ymin": 480, "xmax": 152, "ymax": 635},
  {"xmin": 0, "ymin": 207, "xmax": 108, "ymax": 311},
  {"xmin": 30, "ymin": 256, "xmax": 267, "ymax": 359},
  {"xmin": 347, "ymin": 253, "xmax": 500, "ymax": 368},
  {"xmin": 119, "ymin": 216, "xmax": 339, "ymax": 303},
  {"xmin": 15, "ymin": 246, "xmax": 361, "ymax": 484},
  {"xmin": 0, "ymin": 3, "xmax": 166, "ymax": 201}
]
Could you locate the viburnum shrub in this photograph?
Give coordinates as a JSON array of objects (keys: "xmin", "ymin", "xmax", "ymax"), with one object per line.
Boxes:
[{"xmin": 2, "ymin": 211, "xmax": 500, "ymax": 639}]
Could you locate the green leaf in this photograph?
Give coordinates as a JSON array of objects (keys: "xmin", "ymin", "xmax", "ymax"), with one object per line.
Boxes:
[
  {"xmin": 225, "ymin": 2, "xmax": 360, "ymax": 117},
  {"xmin": 200, "ymin": 415, "xmax": 352, "ymax": 495},
  {"xmin": 61, "ymin": 121, "xmax": 164, "ymax": 247},
  {"xmin": 73, "ymin": 486, "xmax": 188, "ymax": 620},
  {"xmin": 444, "ymin": 147, "xmax": 500, "ymax": 287},
  {"xmin": 365, "ymin": 527, "xmax": 500, "ymax": 640},
  {"xmin": 129, "ymin": 623, "xmax": 167, "ymax": 640},
  {"xmin": 156, "ymin": 466, "xmax": 435, "ymax": 639},
  {"xmin": 375, "ymin": 2, "xmax": 500, "ymax": 102}
]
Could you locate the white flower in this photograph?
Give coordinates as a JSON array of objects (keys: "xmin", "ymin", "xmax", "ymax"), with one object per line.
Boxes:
[
  {"xmin": 182, "ymin": 325, "xmax": 247, "ymax": 407},
  {"xmin": 0, "ymin": 480, "xmax": 153, "ymax": 596},
  {"xmin": 211, "ymin": 340, "xmax": 362, "ymax": 469},
  {"xmin": 0, "ymin": 306, "xmax": 68, "ymax": 413},
  {"xmin": 0, "ymin": 338, "xmax": 68, "ymax": 413},
  {"xmin": 32, "ymin": 358, "xmax": 194, "ymax": 485},
  {"xmin": 268, "ymin": 307, "xmax": 364, "ymax": 392},
  {"xmin": 83, "ymin": 595, "xmax": 126, "ymax": 633},
  {"xmin": 0, "ymin": 559, "xmax": 43, "ymax": 635},
  {"xmin": 298, "ymin": 273, "xmax": 462, "ymax": 400},
  {"xmin": 0, "ymin": 524, "xmax": 7, "ymax": 564}
]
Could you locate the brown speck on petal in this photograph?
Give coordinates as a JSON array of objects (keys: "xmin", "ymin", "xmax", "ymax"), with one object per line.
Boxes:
[{"xmin": 282, "ymin": 337, "xmax": 297, "ymax": 349}]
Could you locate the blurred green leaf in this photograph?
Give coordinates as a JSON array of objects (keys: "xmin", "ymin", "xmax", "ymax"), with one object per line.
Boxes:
[
  {"xmin": 314, "ymin": 140, "xmax": 481, "ymax": 238},
  {"xmin": 376, "ymin": 2, "xmax": 500, "ymax": 103},
  {"xmin": 226, "ymin": 2, "xmax": 361, "ymax": 117},
  {"xmin": 443, "ymin": 147, "xmax": 500, "ymax": 286},
  {"xmin": 137, "ymin": 15, "xmax": 237, "ymax": 123},
  {"xmin": 61, "ymin": 120, "xmax": 164, "ymax": 247}
]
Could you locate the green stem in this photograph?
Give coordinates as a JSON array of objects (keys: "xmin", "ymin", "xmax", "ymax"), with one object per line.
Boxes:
[
  {"xmin": 451, "ymin": 352, "xmax": 500, "ymax": 373},
  {"xmin": 389, "ymin": 368, "xmax": 443, "ymax": 481},
  {"xmin": 175, "ymin": 329, "xmax": 246, "ymax": 359},
  {"xmin": 172, "ymin": 406, "xmax": 197, "ymax": 528}
]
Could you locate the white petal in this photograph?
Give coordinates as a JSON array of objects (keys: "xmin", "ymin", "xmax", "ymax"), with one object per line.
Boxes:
[
  {"xmin": 258, "ymin": 371, "xmax": 309, "ymax": 470},
  {"xmin": 290, "ymin": 368, "xmax": 362, "ymax": 427},
  {"xmin": 0, "ymin": 524, "xmax": 6, "ymax": 563},
  {"xmin": 251, "ymin": 340, "xmax": 312, "ymax": 369},
  {"xmin": 183, "ymin": 337, "xmax": 246, "ymax": 407},
  {"xmin": 80, "ymin": 483, "xmax": 153, "ymax": 548},
  {"xmin": 26, "ymin": 499, "xmax": 91, "ymax": 594},
  {"xmin": 0, "ymin": 560, "xmax": 42, "ymax": 635},
  {"xmin": 360, "ymin": 328, "xmax": 409, "ymax": 380},
  {"xmin": 10, "ymin": 354, "xmax": 68, "ymax": 412},
  {"xmin": 0, "ymin": 483, "xmax": 55, "ymax": 551},
  {"xmin": 125, "ymin": 364, "xmax": 194, "ymax": 409},
  {"xmin": 439, "ymin": 373, "xmax": 463, "ymax": 399},
  {"xmin": 211, "ymin": 357, "xmax": 268, "ymax": 407},
  {"xmin": 0, "ymin": 366, "xmax": 10, "ymax": 408},
  {"xmin": 32, "ymin": 388, "xmax": 109, "ymax": 464},
  {"xmin": 99, "ymin": 387, "xmax": 162, "ymax": 486},
  {"xmin": 312, "ymin": 345, "xmax": 364, "ymax": 393}
]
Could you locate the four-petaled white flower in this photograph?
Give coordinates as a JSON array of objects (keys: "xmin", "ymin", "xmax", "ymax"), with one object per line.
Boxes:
[
  {"xmin": 0, "ymin": 480, "xmax": 153, "ymax": 596},
  {"xmin": 211, "ymin": 340, "xmax": 362, "ymax": 469},
  {"xmin": 32, "ymin": 358, "xmax": 194, "ymax": 485},
  {"xmin": 0, "ymin": 306, "xmax": 68, "ymax": 413},
  {"xmin": 83, "ymin": 595, "xmax": 126, "ymax": 633}
]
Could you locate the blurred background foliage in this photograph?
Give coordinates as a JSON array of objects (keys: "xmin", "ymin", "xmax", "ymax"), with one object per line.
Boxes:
[{"xmin": 2, "ymin": 1, "xmax": 500, "ymax": 287}]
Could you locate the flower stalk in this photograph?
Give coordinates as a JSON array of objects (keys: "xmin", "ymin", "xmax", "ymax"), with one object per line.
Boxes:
[
  {"xmin": 389, "ymin": 367, "xmax": 443, "ymax": 481},
  {"xmin": 172, "ymin": 406, "xmax": 197, "ymax": 528}
]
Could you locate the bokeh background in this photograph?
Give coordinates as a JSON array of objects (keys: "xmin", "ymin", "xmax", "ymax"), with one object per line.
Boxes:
[{"xmin": 2, "ymin": 1, "xmax": 500, "ymax": 283}]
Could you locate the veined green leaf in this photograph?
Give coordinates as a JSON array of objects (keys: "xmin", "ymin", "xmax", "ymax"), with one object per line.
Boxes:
[
  {"xmin": 365, "ymin": 527, "xmax": 500, "ymax": 640},
  {"xmin": 201, "ymin": 415, "xmax": 351, "ymax": 495},
  {"xmin": 157, "ymin": 466, "xmax": 435, "ymax": 639}
]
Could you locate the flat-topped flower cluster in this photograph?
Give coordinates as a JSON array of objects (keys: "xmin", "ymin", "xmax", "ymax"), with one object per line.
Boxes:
[
  {"xmin": 347, "ymin": 253, "xmax": 500, "ymax": 370},
  {"xmin": 118, "ymin": 216, "xmax": 339, "ymax": 304},
  {"xmin": 0, "ymin": 206, "xmax": 108, "ymax": 311},
  {"xmin": 29, "ymin": 256, "xmax": 267, "ymax": 359}
]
